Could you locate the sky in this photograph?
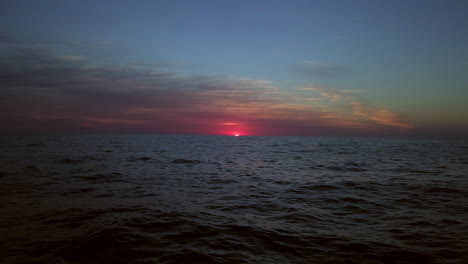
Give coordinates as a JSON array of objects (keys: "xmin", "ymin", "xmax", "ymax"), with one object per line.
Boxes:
[{"xmin": 1, "ymin": 0, "xmax": 467, "ymax": 137}]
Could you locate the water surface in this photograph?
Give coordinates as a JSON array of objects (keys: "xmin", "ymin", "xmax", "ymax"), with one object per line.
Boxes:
[{"xmin": 1, "ymin": 135, "xmax": 467, "ymax": 263}]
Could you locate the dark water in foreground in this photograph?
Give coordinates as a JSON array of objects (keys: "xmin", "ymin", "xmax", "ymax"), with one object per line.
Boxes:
[{"xmin": 0, "ymin": 135, "xmax": 467, "ymax": 264}]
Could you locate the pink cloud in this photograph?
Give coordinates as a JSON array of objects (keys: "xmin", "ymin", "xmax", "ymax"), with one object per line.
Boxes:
[{"xmin": 350, "ymin": 102, "xmax": 414, "ymax": 129}]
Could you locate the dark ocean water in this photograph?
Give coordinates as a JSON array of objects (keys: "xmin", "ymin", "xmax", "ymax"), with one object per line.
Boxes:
[{"xmin": 1, "ymin": 135, "xmax": 467, "ymax": 264}]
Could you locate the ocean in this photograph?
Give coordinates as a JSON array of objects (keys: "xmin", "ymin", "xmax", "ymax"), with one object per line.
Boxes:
[{"xmin": 1, "ymin": 135, "xmax": 467, "ymax": 263}]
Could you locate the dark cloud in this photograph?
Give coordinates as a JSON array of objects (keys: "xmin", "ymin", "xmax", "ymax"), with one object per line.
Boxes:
[
  {"xmin": 0, "ymin": 34, "xmax": 21, "ymax": 45},
  {"xmin": 0, "ymin": 44, "xmax": 278, "ymax": 133}
]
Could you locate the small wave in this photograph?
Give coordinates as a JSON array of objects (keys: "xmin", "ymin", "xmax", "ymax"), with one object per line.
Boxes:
[
  {"xmin": 339, "ymin": 181, "xmax": 374, "ymax": 190},
  {"xmin": 54, "ymin": 158, "xmax": 85, "ymax": 164},
  {"xmin": 127, "ymin": 156, "xmax": 154, "ymax": 162},
  {"xmin": 273, "ymin": 180, "xmax": 292, "ymax": 185},
  {"xmin": 159, "ymin": 250, "xmax": 219, "ymax": 264},
  {"xmin": 426, "ymin": 187, "xmax": 460, "ymax": 194},
  {"xmin": 408, "ymin": 169, "xmax": 433, "ymax": 174},
  {"xmin": 58, "ymin": 227, "xmax": 149, "ymax": 263},
  {"xmin": 82, "ymin": 156, "xmax": 106, "ymax": 161},
  {"xmin": 171, "ymin": 159, "xmax": 200, "ymax": 164},
  {"xmin": 60, "ymin": 187, "xmax": 96, "ymax": 196},
  {"xmin": 326, "ymin": 166, "xmax": 367, "ymax": 172},
  {"xmin": 340, "ymin": 204, "xmax": 373, "ymax": 215},
  {"xmin": 298, "ymin": 184, "xmax": 340, "ymax": 191},
  {"xmin": 339, "ymin": 197, "xmax": 368, "ymax": 203},
  {"xmin": 74, "ymin": 173, "xmax": 127, "ymax": 183},
  {"xmin": 21, "ymin": 165, "xmax": 40, "ymax": 171},
  {"xmin": 26, "ymin": 143, "xmax": 47, "ymax": 147},
  {"xmin": 94, "ymin": 193, "xmax": 114, "ymax": 198}
]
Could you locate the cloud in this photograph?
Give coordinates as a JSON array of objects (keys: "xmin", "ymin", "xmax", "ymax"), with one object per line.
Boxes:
[
  {"xmin": 293, "ymin": 61, "xmax": 351, "ymax": 78},
  {"xmin": 298, "ymin": 86, "xmax": 362, "ymax": 101},
  {"xmin": 350, "ymin": 102, "xmax": 414, "ymax": 129},
  {"xmin": 298, "ymin": 86, "xmax": 413, "ymax": 129},
  {"xmin": 220, "ymin": 122, "xmax": 239, "ymax": 126},
  {"xmin": 0, "ymin": 42, "xmax": 414, "ymax": 135},
  {"xmin": 0, "ymin": 34, "xmax": 21, "ymax": 44}
]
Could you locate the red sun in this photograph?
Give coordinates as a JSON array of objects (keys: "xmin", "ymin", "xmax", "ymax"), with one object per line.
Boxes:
[{"xmin": 217, "ymin": 122, "xmax": 248, "ymax": 136}]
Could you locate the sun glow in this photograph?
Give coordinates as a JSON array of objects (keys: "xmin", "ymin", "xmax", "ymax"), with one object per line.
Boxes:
[{"xmin": 234, "ymin": 133, "xmax": 240, "ymax": 137}]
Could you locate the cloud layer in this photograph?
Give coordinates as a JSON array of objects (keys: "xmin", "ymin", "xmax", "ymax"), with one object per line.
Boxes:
[{"xmin": 0, "ymin": 42, "xmax": 414, "ymax": 136}]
